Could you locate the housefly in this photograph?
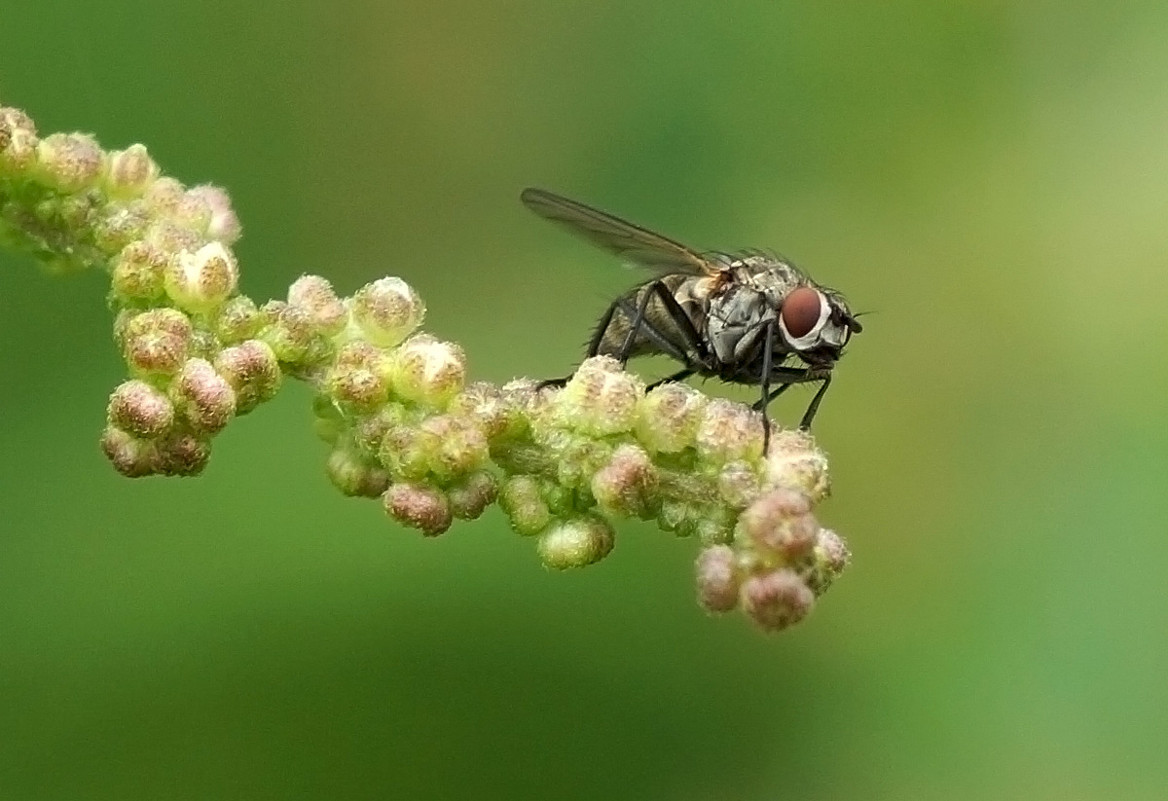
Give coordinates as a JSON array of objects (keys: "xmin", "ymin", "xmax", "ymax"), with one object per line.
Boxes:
[{"xmin": 521, "ymin": 188, "xmax": 861, "ymax": 447}]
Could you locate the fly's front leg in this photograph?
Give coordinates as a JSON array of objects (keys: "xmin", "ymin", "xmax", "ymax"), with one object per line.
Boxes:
[{"xmin": 798, "ymin": 375, "xmax": 832, "ymax": 431}]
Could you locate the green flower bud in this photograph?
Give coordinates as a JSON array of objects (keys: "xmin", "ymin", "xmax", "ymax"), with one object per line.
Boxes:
[
  {"xmin": 695, "ymin": 545, "xmax": 741, "ymax": 613},
  {"xmin": 378, "ymin": 414, "xmax": 487, "ymax": 484},
  {"xmin": 802, "ymin": 528, "xmax": 850, "ymax": 595},
  {"xmin": 110, "ymin": 240, "xmax": 168, "ymax": 302},
  {"xmin": 695, "ymin": 399, "xmax": 764, "ymax": 466},
  {"xmin": 448, "ymin": 382, "xmax": 522, "ymax": 443},
  {"xmin": 326, "ymin": 448, "xmax": 391, "ymax": 497},
  {"xmin": 557, "ymin": 356, "xmax": 642, "ymax": 437},
  {"xmin": 499, "ymin": 475, "xmax": 552, "ymax": 536},
  {"xmin": 144, "ymin": 219, "xmax": 202, "ymax": 255},
  {"xmin": 350, "ymin": 277, "xmax": 425, "ymax": 347},
  {"xmin": 214, "ymin": 296, "xmax": 261, "ymax": 344},
  {"xmin": 107, "ymin": 380, "xmax": 174, "ymax": 439},
  {"xmin": 120, "ymin": 308, "xmax": 193, "ymax": 378},
  {"xmin": 591, "ymin": 443, "xmax": 659, "ymax": 519},
  {"xmin": 95, "ymin": 203, "xmax": 152, "ymax": 255},
  {"xmin": 328, "ymin": 361, "xmax": 389, "ymax": 413},
  {"xmin": 257, "ymin": 301, "xmax": 318, "ymax": 366},
  {"xmin": 763, "ymin": 430, "xmax": 830, "ymax": 501},
  {"xmin": 214, "ymin": 339, "xmax": 282, "ymax": 413},
  {"xmin": 153, "ymin": 430, "xmax": 212, "ymax": 477},
  {"xmin": 172, "ymin": 358, "xmax": 236, "ymax": 434},
  {"xmin": 164, "ymin": 242, "xmax": 239, "ymax": 313},
  {"xmin": 636, "ymin": 381, "xmax": 707, "ymax": 453},
  {"xmin": 100, "ymin": 425, "xmax": 159, "ymax": 477},
  {"xmin": 384, "ymin": 483, "xmax": 452, "ymax": 536},
  {"xmin": 740, "ymin": 569, "xmax": 815, "ymax": 633},
  {"xmin": 537, "ymin": 515, "xmax": 615, "ymax": 569},
  {"xmin": 448, "ymin": 471, "xmax": 498, "ymax": 520},
  {"xmin": 143, "ymin": 176, "xmax": 186, "ymax": 217},
  {"xmin": 104, "ymin": 144, "xmax": 159, "ymax": 198},
  {"xmin": 34, "ymin": 132, "xmax": 105, "ymax": 191},
  {"xmin": 389, "ymin": 335, "xmax": 466, "ymax": 409},
  {"xmin": 0, "ymin": 107, "xmax": 38, "ymax": 174},
  {"xmin": 186, "ymin": 185, "xmax": 241, "ymax": 245},
  {"xmin": 716, "ymin": 460, "xmax": 761, "ymax": 508},
  {"xmin": 288, "ymin": 275, "xmax": 347, "ymax": 336}
]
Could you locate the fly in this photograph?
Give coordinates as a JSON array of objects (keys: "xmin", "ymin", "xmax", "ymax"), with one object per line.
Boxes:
[{"xmin": 521, "ymin": 188, "xmax": 862, "ymax": 449}]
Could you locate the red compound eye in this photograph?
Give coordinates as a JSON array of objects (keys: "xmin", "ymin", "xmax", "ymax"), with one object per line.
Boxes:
[{"xmin": 780, "ymin": 287, "xmax": 823, "ymax": 339}]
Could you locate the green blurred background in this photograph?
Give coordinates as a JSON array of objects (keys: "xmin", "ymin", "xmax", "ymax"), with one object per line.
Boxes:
[{"xmin": 3, "ymin": 2, "xmax": 1167, "ymax": 799}]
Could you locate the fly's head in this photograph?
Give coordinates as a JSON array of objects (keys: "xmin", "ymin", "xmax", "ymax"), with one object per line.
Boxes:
[{"xmin": 777, "ymin": 285, "xmax": 862, "ymax": 367}]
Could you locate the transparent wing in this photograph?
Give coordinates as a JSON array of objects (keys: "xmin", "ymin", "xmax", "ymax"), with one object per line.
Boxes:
[{"xmin": 521, "ymin": 188, "xmax": 721, "ymax": 276}]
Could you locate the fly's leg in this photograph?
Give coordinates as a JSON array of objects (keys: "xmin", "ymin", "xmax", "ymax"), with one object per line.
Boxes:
[
  {"xmin": 798, "ymin": 375, "xmax": 832, "ymax": 430},
  {"xmin": 758, "ymin": 320, "xmax": 775, "ymax": 452},
  {"xmin": 614, "ymin": 280, "xmax": 708, "ymax": 366},
  {"xmin": 646, "ymin": 367, "xmax": 696, "ymax": 391}
]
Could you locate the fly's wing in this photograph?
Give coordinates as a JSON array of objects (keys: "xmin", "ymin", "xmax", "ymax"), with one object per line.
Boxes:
[{"xmin": 521, "ymin": 188, "xmax": 722, "ymax": 276}]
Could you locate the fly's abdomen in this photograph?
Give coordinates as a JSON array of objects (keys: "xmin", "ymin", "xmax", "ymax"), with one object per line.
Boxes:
[{"xmin": 592, "ymin": 274, "xmax": 706, "ymax": 360}]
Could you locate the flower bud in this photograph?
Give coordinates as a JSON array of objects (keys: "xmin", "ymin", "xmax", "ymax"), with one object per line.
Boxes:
[
  {"xmin": 558, "ymin": 356, "xmax": 642, "ymax": 437},
  {"xmin": 449, "ymin": 382, "xmax": 522, "ymax": 443},
  {"xmin": 0, "ymin": 107, "xmax": 38, "ymax": 174},
  {"xmin": 143, "ymin": 176, "xmax": 186, "ymax": 217},
  {"xmin": 110, "ymin": 240, "xmax": 168, "ymax": 302},
  {"xmin": 257, "ymin": 301, "xmax": 318, "ymax": 366},
  {"xmin": 120, "ymin": 308, "xmax": 193, "ymax": 378},
  {"xmin": 695, "ymin": 399, "xmax": 764, "ymax": 466},
  {"xmin": 384, "ymin": 483, "xmax": 452, "ymax": 536},
  {"xmin": 537, "ymin": 516, "xmax": 615, "ymax": 569},
  {"xmin": 144, "ymin": 219, "xmax": 202, "ymax": 255},
  {"xmin": 164, "ymin": 242, "xmax": 239, "ymax": 313},
  {"xmin": 95, "ymin": 204, "xmax": 151, "ymax": 255},
  {"xmin": 378, "ymin": 414, "xmax": 487, "ymax": 484},
  {"xmin": 591, "ymin": 444, "xmax": 659, "ymax": 518},
  {"xmin": 741, "ymin": 569, "xmax": 815, "ymax": 633},
  {"xmin": 100, "ymin": 425, "xmax": 158, "ymax": 477},
  {"xmin": 107, "ymin": 380, "xmax": 174, "ymax": 439},
  {"xmin": 448, "ymin": 471, "xmax": 498, "ymax": 520},
  {"xmin": 717, "ymin": 460, "xmax": 761, "ymax": 508},
  {"xmin": 185, "ymin": 185, "xmax": 241, "ymax": 244},
  {"xmin": 326, "ymin": 448, "xmax": 391, "ymax": 497},
  {"xmin": 739, "ymin": 488, "xmax": 817, "ymax": 562},
  {"xmin": 104, "ymin": 144, "xmax": 159, "ymax": 198},
  {"xmin": 214, "ymin": 295, "xmax": 261, "ymax": 344},
  {"xmin": 389, "ymin": 335, "xmax": 466, "ymax": 409},
  {"xmin": 172, "ymin": 358, "xmax": 236, "ymax": 434},
  {"xmin": 763, "ymin": 430, "xmax": 830, "ymax": 501},
  {"xmin": 636, "ymin": 381, "xmax": 707, "ymax": 453},
  {"xmin": 214, "ymin": 339, "xmax": 282, "ymax": 414},
  {"xmin": 153, "ymin": 430, "xmax": 212, "ymax": 477},
  {"xmin": 499, "ymin": 475, "xmax": 552, "ymax": 536},
  {"xmin": 350, "ymin": 277, "xmax": 425, "ymax": 347},
  {"xmin": 288, "ymin": 274, "xmax": 347, "ymax": 336},
  {"xmin": 802, "ymin": 528, "xmax": 851, "ymax": 594},
  {"xmin": 695, "ymin": 545, "xmax": 741, "ymax": 613},
  {"xmin": 34, "ymin": 132, "xmax": 105, "ymax": 191}
]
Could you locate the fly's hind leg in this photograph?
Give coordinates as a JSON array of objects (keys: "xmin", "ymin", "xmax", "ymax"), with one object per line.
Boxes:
[{"xmin": 613, "ymin": 280, "xmax": 708, "ymax": 366}]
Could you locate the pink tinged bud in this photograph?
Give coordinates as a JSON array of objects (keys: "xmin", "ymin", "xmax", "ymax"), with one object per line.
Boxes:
[
  {"xmin": 384, "ymin": 483, "xmax": 452, "ymax": 536},
  {"xmin": 120, "ymin": 308, "xmax": 193, "ymax": 377},
  {"xmin": 104, "ymin": 144, "xmax": 159, "ymax": 198},
  {"xmin": 153, "ymin": 431, "xmax": 212, "ymax": 477},
  {"xmin": 591, "ymin": 444, "xmax": 659, "ymax": 518},
  {"xmin": 95, "ymin": 204, "xmax": 151, "ymax": 255},
  {"xmin": 537, "ymin": 516, "xmax": 615, "ymax": 569},
  {"xmin": 110, "ymin": 240, "xmax": 168, "ymax": 302},
  {"xmin": 378, "ymin": 415, "xmax": 487, "ymax": 484},
  {"xmin": 389, "ymin": 335, "xmax": 466, "ymax": 409},
  {"xmin": 35, "ymin": 132, "xmax": 106, "ymax": 191},
  {"xmin": 350, "ymin": 277, "xmax": 425, "ymax": 347},
  {"xmin": 185, "ymin": 185, "xmax": 241, "ymax": 245},
  {"xmin": 558, "ymin": 356, "xmax": 643, "ymax": 436},
  {"xmin": 143, "ymin": 176, "xmax": 186, "ymax": 217},
  {"xmin": 0, "ymin": 107, "xmax": 39, "ymax": 174},
  {"xmin": 327, "ymin": 344, "xmax": 391, "ymax": 412},
  {"xmin": 214, "ymin": 339, "xmax": 282, "ymax": 414},
  {"xmin": 107, "ymin": 380, "xmax": 174, "ymax": 439},
  {"xmin": 763, "ymin": 429, "xmax": 831, "ymax": 501},
  {"xmin": 636, "ymin": 382, "xmax": 707, "ymax": 453},
  {"xmin": 326, "ymin": 449, "xmax": 391, "ymax": 498},
  {"xmin": 717, "ymin": 460, "xmax": 762, "ymax": 508},
  {"xmin": 448, "ymin": 471, "xmax": 498, "ymax": 520},
  {"xmin": 172, "ymin": 358, "xmax": 236, "ymax": 434},
  {"xmin": 739, "ymin": 488, "xmax": 818, "ymax": 562},
  {"xmin": 144, "ymin": 219, "xmax": 203, "ymax": 255},
  {"xmin": 695, "ymin": 399, "xmax": 765, "ymax": 465},
  {"xmin": 741, "ymin": 569, "xmax": 815, "ymax": 633},
  {"xmin": 100, "ymin": 425, "xmax": 159, "ymax": 477},
  {"xmin": 449, "ymin": 382, "xmax": 520, "ymax": 443},
  {"xmin": 164, "ymin": 242, "xmax": 239, "ymax": 313},
  {"xmin": 803, "ymin": 528, "xmax": 851, "ymax": 594},
  {"xmin": 214, "ymin": 296, "xmax": 261, "ymax": 344},
  {"xmin": 499, "ymin": 475, "xmax": 552, "ymax": 536},
  {"xmin": 288, "ymin": 275, "xmax": 347, "ymax": 336},
  {"xmin": 696, "ymin": 545, "xmax": 741, "ymax": 613}
]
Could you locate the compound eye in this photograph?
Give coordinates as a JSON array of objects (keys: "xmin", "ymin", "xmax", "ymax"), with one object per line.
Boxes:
[{"xmin": 779, "ymin": 287, "xmax": 826, "ymax": 340}]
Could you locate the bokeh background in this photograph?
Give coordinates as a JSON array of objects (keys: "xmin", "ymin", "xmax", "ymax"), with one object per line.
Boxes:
[{"xmin": 3, "ymin": 3, "xmax": 1167, "ymax": 799}]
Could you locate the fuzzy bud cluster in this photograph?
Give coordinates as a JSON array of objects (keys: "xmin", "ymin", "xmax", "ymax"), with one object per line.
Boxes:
[{"xmin": 3, "ymin": 101, "xmax": 854, "ymax": 632}]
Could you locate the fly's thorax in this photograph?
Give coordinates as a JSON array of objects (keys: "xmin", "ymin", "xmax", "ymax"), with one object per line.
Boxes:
[{"xmin": 703, "ymin": 284, "xmax": 774, "ymax": 366}]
